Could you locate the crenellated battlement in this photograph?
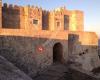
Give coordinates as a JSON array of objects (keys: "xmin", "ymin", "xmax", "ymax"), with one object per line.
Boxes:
[
  {"xmin": 2, "ymin": 3, "xmax": 23, "ymax": 28},
  {"xmin": 42, "ymin": 10, "xmax": 50, "ymax": 14},
  {"xmin": 42, "ymin": 10, "xmax": 50, "ymax": 16},
  {"xmin": 54, "ymin": 6, "xmax": 66, "ymax": 12},
  {"xmin": 26, "ymin": 5, "xmax": 42, "ymax": 12},
  {"xmin": 3, "ymin": 3, "xmax": 23, "ymax": 9},
  {"xmin": 0, "ymin": 2, "xmax": 84, "ymax": 31}
]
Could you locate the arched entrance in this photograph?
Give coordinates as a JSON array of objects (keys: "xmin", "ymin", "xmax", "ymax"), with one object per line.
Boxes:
[{"xmin": 53, "ymin": 43, "xmax": 63, "ymax": 63}]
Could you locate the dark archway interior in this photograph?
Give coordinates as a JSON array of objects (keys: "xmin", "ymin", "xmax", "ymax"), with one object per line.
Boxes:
[{"xmin": 53, "ymin": 43, "xmax": 63, "ymax": 63}]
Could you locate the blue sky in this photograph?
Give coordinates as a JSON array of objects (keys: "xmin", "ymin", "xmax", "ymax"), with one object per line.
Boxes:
[{"xmin": 2, "ymin": 0, "xmax": 100, "ymax": 37}]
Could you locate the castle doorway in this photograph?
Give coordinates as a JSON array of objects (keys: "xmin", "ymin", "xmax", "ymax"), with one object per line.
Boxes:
[{"xmin": 53, "ymin": 43, "xmax": 63, "ymax": 63}]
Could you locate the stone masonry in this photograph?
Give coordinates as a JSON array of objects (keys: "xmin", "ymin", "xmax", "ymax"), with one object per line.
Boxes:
[{"xmin": 0, "ymin": 0, "xmax": 100, "ymax": 79}]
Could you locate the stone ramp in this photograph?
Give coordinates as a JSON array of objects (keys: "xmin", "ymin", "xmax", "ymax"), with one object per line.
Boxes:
[
  {"xmin": 0, "ymin": 56, "xmax": 33, "ymax": 80},
  {"xmin": 34, "ymin": 63, "xmax": 68, "ymax": 80}
]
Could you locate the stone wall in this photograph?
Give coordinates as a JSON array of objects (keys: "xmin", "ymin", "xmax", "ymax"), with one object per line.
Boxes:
[
  {"xmin": 2, "ymin": 3, "xmax": 22, "ymax": 29},
  {"xmin": 0, "ymin": 36, "xmax": 68, "ymax": 78},
  {"xmin": 70, "ymin": 11, "xmax": 84, "ymax": 31},
  {"xmin": 28, "ymin": 6, "xmax": 42, "ymax": 30},
  {"xmin": 53, "ymin": 10, "xmax": 64, "ymax": 31},
  {"xmin": 1, "ymin": 2, "xmax": 84, "ymax": 32},
  {"xmin": 68, "ymin": 33, "xmax": 100, "ymax": 71},
  {"xmin": 49, "ymin": 7, "xmax": 70, "ymax": 31},
  {"xmin": 69, "ymin": 31, "xmax": 98, "ymax": 45}
]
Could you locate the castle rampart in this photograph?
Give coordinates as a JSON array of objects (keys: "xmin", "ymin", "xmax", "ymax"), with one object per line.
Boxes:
[
  {"xmin": 0, "ymin": 2, "xmax": 84, "ymax": 31},
  {"xmin": 2, "ymin": 3, "xmax": 23, "ymax": 29}
]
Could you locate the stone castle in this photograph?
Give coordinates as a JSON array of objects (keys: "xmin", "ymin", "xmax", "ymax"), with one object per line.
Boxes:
[{"xmin": 0, "ymin": 0, "xmax": 100, "ymax": 79}]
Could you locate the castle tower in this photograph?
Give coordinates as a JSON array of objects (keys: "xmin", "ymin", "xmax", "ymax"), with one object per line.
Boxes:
[
  {"xmin": 69, "ymin": 10, "xmax": 84, "ymax": 31},
  {"xmin": 0, "ymin": 0, "xmax": 2, "ymax": 28},
  {"xmin": 28, "ymin": 6, "xmax": 42, "ymax": 30},
  {"xmin": 49, "ymin": 8, "xmax": 64, "ymax": 31}
]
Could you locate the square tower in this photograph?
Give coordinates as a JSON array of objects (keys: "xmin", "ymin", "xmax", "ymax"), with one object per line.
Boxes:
[
  {"xmin": 69, "ymin": 10, "xmax": 84, "ymax": 31},
  {"xmin": 29, "ymin": 6, "xmax": 42, "ymax": 30},
  {"xmin": 49, "ymin": 7, "xmax": 65, "ymax": 31}
]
